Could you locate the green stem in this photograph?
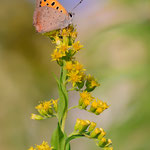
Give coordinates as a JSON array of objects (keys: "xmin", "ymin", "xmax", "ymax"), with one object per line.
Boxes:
[
  {"xmin": 68, "ymin": 105, "xmax": 80, "ymax": 111},
  {"xmin": 61, "ymin": 111, "xmax": 67, "ymax": 132}
]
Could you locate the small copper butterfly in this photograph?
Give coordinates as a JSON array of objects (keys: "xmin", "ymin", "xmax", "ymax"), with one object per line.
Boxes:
[{"xmin": 33, "ymin": 0, "xmax": 74, "ymax": 33}]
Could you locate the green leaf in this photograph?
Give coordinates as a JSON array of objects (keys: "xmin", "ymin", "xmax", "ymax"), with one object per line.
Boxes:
[{"xmin": 51, "ymin": 123, "xmax": 65, "ymax": 150}]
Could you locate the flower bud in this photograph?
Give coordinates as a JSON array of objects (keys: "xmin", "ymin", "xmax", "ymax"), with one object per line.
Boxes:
[
  {"xmin": 95, "ymin": 107, "xmax": 103, "ymax": 115},
  {"xmin": 105, "ymin": 139, "xmax": 112, "ymax": 147},
  {"xmin": 31, "ymin": 114, "xmax": 44, "ymax": 120},
  {"xmin": 74, "ymin": 119, "xmax": 81, "ymax": 131},
  {"xmin": 88, "ymin": 122, "xmax": 96, "ymax": 132},
  {"xmin": 90, "ymin": 100, "xmax": 98, "ymax": 112},
  {"xmin": 97, "ymin": 137, "xmax": 107, "ymax": 147},
  {"xmin": 78, "ymin": 120, "xmax": 90, "ymax": 132},
  {"xmin": 82, "ymin": 100, "xmax": 90, "ymax": 109},
  {"xmin": 77, "ymin": 81, "xmax": 84, "ymax": 89},
  {"xmin": 90, "ymin": 128, "xmax": 101, "ymax": 138},
  {"xmin": 98, "ymin": 129, "xmax": 106, "ymax": 140}
]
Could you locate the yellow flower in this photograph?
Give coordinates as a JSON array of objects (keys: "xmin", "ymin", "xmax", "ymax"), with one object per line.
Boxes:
[
  {"xmin": 51, "ymin": 49, "xmax": 64, "ymax": 61},
  {"xmin": 91, "ymin": 100, "xmax": 98, "ymax": 109},
  {"xmin": 73, "ymin": 61, "xmax": 85, "ymax": 71},
  {"xmin": 54, "ymin": 36, "xmax": 61, "ymax": 45},
  {"xmin": 73, "ymin": 41, "xmax": 83, "ymax": 52},
  {"xmin": 91, "ymin": 80, "xmax": 100, "ymax": 88},
  {"xmin": 80, "ymin": 91, "xmax": 93, "ymax": 101},
  {"xmin": 35, "ymin": 104, "xmax": 43, "ymax": 110},
  {"xmin": 86, "ymin": 74, "xmax": 100, "ymax": 88},
  {"xmin": 35, "ymin": 101, "xmax": 53, "ymax": 116},
  {"xmin": 83, "ymin": 99, "xmax": 90, "ymax": 106},
  {"xmin": 70, "ymin": 31, "xmax": 78, "ymax": 39},
  {"xmin": 102, "ymin": 102, "xmax": 109, "ymax": 109},
  {"xmin": 61, "ymin": 28, "xmax": 69, "ymax": 37},
  {"xmin": 59, "ymin": 44, "xmax": 70, "ymax": 54},
  {"xmin": 65, "ymin": 61, "xmax": 74, "ymax": 71},
  {"xmin": 36, "ymin": 141, "xmax": 52, "ymax": 150},
  {"xmin": 51, "ymin": 99, "xmax": 58, "ymax": 112},
  {"xmin": 43, "ymin": 101, "xmax": 52, "ymax": 111},
  {"xmin": 28, "ymin": 147, "xmax": 35, "ymax": 150},
  {"xmin": 95, "ymin": 107, "xmax": 103, "ymax": 115},
  {"xmin": 67, "ymin": 71, "xmax": 82, "ymax": 86}
]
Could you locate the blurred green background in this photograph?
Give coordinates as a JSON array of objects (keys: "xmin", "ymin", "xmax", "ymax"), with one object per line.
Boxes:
[{"xmin": 0, "ymin": 0, "xmax": 150, "ymax": 150}]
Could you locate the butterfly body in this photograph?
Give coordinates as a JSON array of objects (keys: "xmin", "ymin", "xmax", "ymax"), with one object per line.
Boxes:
[{"xmin": 33, "ymin": 0, "xmax": 73, "ymax": 33}]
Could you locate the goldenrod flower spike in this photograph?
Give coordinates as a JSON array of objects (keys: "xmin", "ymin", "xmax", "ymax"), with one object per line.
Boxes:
[{"xmin": 30, "ymin": 24, "xmax": 113, "ymax": 150}]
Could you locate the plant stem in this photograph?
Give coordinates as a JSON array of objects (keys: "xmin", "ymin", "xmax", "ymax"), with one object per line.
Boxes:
[{"xmin": 68, "ymin": 105, "xmax": 80, "ymax": 111}]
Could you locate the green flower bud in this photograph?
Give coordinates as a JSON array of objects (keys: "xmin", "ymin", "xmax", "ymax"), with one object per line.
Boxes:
[
  {"xmin": 98, "ymin": 129, "xmax": 106, "ymax": 140},
  {"xmin": 97, "ymin": 137, "xmax": 107, "ymax": 147},
  {"xmin": 77, "ymin": 81, "xmax": 84, "ymax": 89},
  {"xmin": 105, "ymin": 139, "xmax": 112, "ymax": 147},
  {"xmin": 90, "ymin": 100, "xmax": 98, "ymax": 113},
  {"xmin": 31, "ymin": 114, "xmax": 44, "ymax": 120},
  {"xmin": 48, "ymin": 108, "xmax": 53, "ymax": 115},
  {"xmin": 95, "ymin": 107, "xmax": 103, "ymax": 115},
  {"xmin": 88, "ymin": 122, "xmax": 96, "ymax": 132},
  {"xmin": 78, "ymin": 120, "xmax": 90, "ymax": 133},
  {"xmin": 38, "ymin": 109, "xmax": 48, "ymax": 116},
  {"xmin": 90, "ymin": 128, "xmax": 101, "ymax": 138},
  {"xmin": 74, "ymin": 119, "xmax": 81, "ymax": 131}
]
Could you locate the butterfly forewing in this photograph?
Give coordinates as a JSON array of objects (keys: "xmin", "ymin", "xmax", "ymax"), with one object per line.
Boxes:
[{"xmin": 33, "ymin": 0, "xmax": 73, "ymax": 33}]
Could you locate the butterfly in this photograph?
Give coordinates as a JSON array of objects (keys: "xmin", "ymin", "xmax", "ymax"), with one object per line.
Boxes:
[{"xmin": 33, "ymin": 0, "xmax": 74, "ymax": 33}]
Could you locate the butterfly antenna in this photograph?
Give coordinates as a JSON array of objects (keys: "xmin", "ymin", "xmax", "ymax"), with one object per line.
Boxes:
[{"xmin": 71, "ymin": 0, "xmax": 83, "ymax": 11}]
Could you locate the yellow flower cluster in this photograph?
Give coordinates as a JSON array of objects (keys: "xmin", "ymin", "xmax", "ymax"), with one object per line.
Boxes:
[
  {"xmin": 50, "ymin": 25, "xmax": 83, "ymax": 63},
  {"xmin": 28, "ymin": 141, "xmax": 52, "ymax": 150},
  {"xmin": 86, "ymin": 74, "xmax": 100, "ymax": 91},
  {"xmin": 79, "ymin": 91, "xmax": 109, "ymax": 115},
  {"xmin": 74, "ymin": 119, "xmax": 113, "ymax": 149},
  {"xmin": 49, "ymin": 25, "xmax": 100, "ymax": 91},
  {"xmin": 65, "ymin": 61, "xmax": 100, "ymax": 89},
  {"xmin": 31, "ymin": 99, "xmax": 58, "ymax": 120},
  {"xmin": 65, "ymin": 61, "xmax": 85, "ymax": 87}
]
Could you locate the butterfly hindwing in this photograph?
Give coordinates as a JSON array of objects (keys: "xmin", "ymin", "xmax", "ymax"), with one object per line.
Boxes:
[{"xmin": 33, "ymin": 6, "xmax": 70, "ymax": 33}]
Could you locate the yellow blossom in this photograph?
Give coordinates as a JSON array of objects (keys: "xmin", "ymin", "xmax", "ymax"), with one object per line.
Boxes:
[
  {"xmin": 61, "ymin": 29, "xmax": 69, "ymax": 37},
  {"xmin": 102, "ymin": 102, "xmax": 109, "ymax": 109},
  {"xmin": 65, "ymin": 61, "xmax": 74, "ymax": 71},
  {"xmin": 36, "ymin": 141, "xmax": 52, "ymax": 150},
  {"xmin": 59, "ymin": 44, "xmax": 70, "ymax": 53},
  {"xmin": 80, "ymin": 91, "xmax": 93, "ymax": 101},
  {"xmin": 43, "ymin": 101, "xmax": 52, "ymax": 111},
  {"xmin": 28, "ymin": 147, "xmax": 35, "ymax": 150},
  {"xmin": 70, "ymin": 31, "xmax": 78, "ymax": 39},
  {"xmin": 91, "ymin": 80, "xmax": 100, "ymax": 88},
  {"xmin": 73, "ymin": 41, "xmax": 83, "ymax": 52},
  {"xmin": 73, "ymin": 61, "xmax": 85, "ymax": 71},
  {"xmin": 67, "ymin": 71, "xmax": 82, "ymax": 86},
  {"xmin": 83, "ymin": 99, "xmax": 90, "ymax": 106},
  {"xmin": 86, "ymin": 74, "xmax": 100, "ymax": 89},
  {"xmin": 51, "ymin": 49, "xmax": 64, "ymax": 61},
  {"xmin": 91, "ymin": 100, "xmax": 98, "ymax": 109},
  {"xmin": 54, "ymin": 36, "xmax": 61, "ymax": 45}
]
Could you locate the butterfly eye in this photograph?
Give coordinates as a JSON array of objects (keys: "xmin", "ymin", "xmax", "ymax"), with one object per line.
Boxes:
[{"xmin": 69, "ymin": 13, "xmax": 73, "ymax": 17}]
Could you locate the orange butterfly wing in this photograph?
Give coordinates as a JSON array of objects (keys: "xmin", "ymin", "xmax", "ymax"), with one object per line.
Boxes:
[{"xmin": 39, "ymin": 0, "xmax": 68, "ymax": 15}]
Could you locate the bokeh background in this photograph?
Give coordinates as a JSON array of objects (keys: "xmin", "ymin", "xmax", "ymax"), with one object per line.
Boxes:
[{"xmin": 0, "ymin": 0, "xmax": 150, "ymax": 150}]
